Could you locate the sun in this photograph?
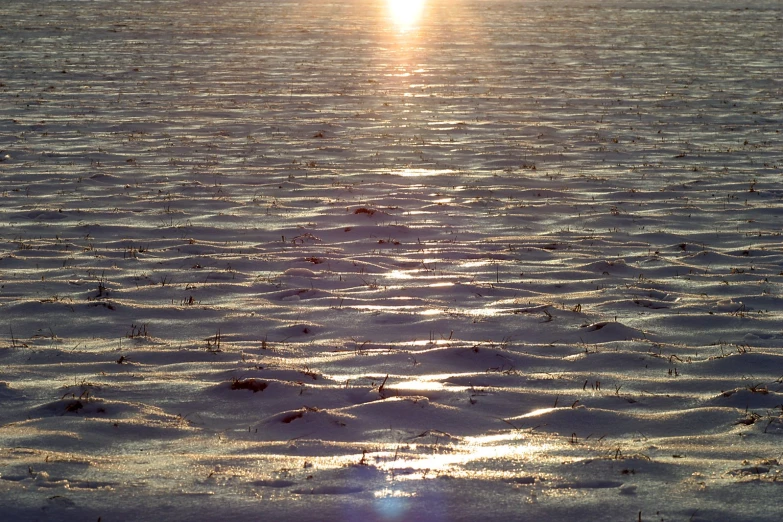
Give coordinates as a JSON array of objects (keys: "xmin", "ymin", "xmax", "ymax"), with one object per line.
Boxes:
[{"xmin": 387, "ymin": 0, "xmax": 425, "ymax": 32}]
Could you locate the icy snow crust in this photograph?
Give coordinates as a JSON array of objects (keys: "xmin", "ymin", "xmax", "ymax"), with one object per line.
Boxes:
[{"xmin": 1, "ymin": 0, "xmax": 782, "ymax": 520}]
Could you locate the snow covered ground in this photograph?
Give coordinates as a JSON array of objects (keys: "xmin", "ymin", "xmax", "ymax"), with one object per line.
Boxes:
[{"xmin": 1, "ymin": 0, "xmax": 782, "ymax": 519}]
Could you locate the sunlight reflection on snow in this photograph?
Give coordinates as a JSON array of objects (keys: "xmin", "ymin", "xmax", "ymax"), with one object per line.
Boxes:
[
  {"xmin": 383, "ymin": 270, "xmax": 455, "ymax": 285},
  {"xmin": 517, "ymin": 407, "xmax": 558, "ymax": 419},
  {"xmin": 391, "ymin": 168, "xmax": 455, "ymax": 177},
  {"xmin": 385, "ymin": 269, "xmax": 414, "ymax": 279},
  {"xmin": 374, "ymin": 488, "xmax": 414, "ymax": 499},
  {"xmin": 352, "ymin": 302, "xmax": 507, "ymax": 319},
  {"xmin": 387, "ymin": 380, "xmax": 447, "ymax": 392},
  {"xmin": 381, "ymin": 431, "xmax": 548, "ymax": 480}
]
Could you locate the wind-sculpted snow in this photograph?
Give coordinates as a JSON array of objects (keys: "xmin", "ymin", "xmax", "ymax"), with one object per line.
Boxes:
[{"xmin": 1, "ymin": 0, "xmax": 782, "ymax": 520}]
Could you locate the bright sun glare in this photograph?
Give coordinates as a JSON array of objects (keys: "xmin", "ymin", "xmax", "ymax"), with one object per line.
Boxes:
[{"xmin": 387, "ymin": 0, "xmax": 425, "ymax": 32}]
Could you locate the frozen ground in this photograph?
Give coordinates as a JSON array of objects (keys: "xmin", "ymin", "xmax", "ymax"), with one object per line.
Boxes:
[{"xmin": 1, "ymin": 0, "xmax": 782, "ymax": 520}]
